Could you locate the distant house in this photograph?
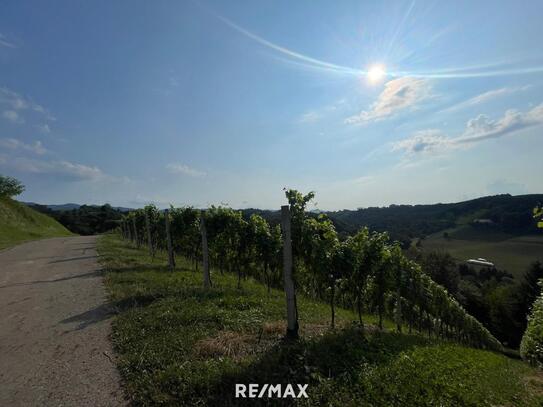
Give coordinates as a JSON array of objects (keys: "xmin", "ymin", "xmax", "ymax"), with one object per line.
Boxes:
[
  {"xmin": 472, "ymin": 218, "xmax": 494, "ymax": 224},
  {"xmin": 467, "ymin": 258, "xmax": 495, "ymax": 267}
]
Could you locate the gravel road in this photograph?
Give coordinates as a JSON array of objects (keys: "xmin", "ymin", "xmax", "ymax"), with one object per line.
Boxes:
[{"xmin": 0, "ymin": 236, "xmax": 126, "ymax": 406}]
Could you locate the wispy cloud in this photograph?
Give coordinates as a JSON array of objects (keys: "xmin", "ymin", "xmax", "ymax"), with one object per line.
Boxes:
[
  {"xmin": 35, "ymin": 123, "xmax": 51, "ymax": 134},
  {"xmin": 298, "ymin": 99, "xmax": 347, "ymax": 124},
  {"xmin": 0, "ymin": 87, "xmax": 53, "ymax": 124},
  {"xmin": 3, "ymin": 157, "xmax": 104, "ymax": 181},
  {"xmin": 0, "ymin": 138, "xmax": 47, "ymax": 155},
  {"xmin": 345, "ymin": 77, "xmax": 432, "ymax": 124},
  {"xmin": 167, "ymin": 163, "xmax": 206, "ymax": 177},
  {"xmin": 0, "ymin": 33, "xmax": 17, "ymax": 49},
  {"xmin": 393, "ymin": 103, "xmax": 543, "ymax": 154},
  {"xmin": 0, "ymin": 88, "xmax": 29, "ymax": 110},
  {"xmin": 440, "ymin": 86, "xmax": 530, "ymax": 113},
  {"xmin": 2, "ymin": 110, "xmax": 23, "ymax": 123},
  {"xmin": 298, "ymin": 111, "xmax": 320, "ymax": 123}
]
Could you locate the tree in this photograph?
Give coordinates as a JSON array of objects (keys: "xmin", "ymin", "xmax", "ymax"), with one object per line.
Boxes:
[
  {"xmin": 0, "ymin": 175, "xmax": 25, "ymax": 197},
  {"xmin": 534, "ymin": 205, "xmax": 543, "ymax": 229},
  {"xmin": 421, "ymin": 251, "xmax": 459, "ymax": 296}
]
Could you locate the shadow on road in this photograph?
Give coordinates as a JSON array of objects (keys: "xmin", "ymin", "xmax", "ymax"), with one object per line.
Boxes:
[
  {"xmin": 60, "ymin": 302, "xmax": 116, "ymax": 330},
  {"xmin": 0, "ymin": 270, "xmax": 103, "ymax": 289},
  {"xmin": 48, "ymin": 255, "xmax": 97, "ymax": 264}
]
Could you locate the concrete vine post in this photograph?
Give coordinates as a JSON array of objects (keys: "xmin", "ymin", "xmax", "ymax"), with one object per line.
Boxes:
[
  {"xmin": 145, "ymin": 211, "xmax": 154, "ymax": 259},
  {"xmin": 281, "ymin": 205, "xmax": 298, "ymax": 339},
  {"xmin": 164, "ymin": 209, "xmax": 175, "ymax": 272},
  {"xmin": 200, "ymin": 214, "xmax": 211, "ymax": 288}
]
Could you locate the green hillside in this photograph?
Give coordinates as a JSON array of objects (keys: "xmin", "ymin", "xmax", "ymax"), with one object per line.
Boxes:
[
  {"xmin": 98, "ymin": 233, "xmax": 543, "ymax": 406},
  {"xmin": 0, "ymin": 197, "xmax": 73, "ymax": 249}
]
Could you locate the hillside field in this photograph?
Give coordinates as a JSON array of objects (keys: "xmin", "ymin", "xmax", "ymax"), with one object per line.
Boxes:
[
  {"xmin": 0, "ymin": 197, "xmax": 73, "ymax": 250},
  {"xmin": 98, "ymin": 233, "xmax": 543, "ymax": 406},
  {"xmin": 421, "ymin": 225, "xmax": 543, "ymax": 279}
]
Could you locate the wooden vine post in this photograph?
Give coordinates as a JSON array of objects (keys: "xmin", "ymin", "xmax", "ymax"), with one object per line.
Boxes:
[
  {"xmin": 200, "ymin": 213, "xmax": 211, "ymax": 288},
  {"xmin": 164, "ymin": 209, "xmax": 175, "ymax": 272},
  {"xmin": 132, "ymin": 217, "xmax": 139, "ymax": 247},
  {"xmin": 281, "ymin": 205, "xmax": 298, "ymax": 339},
  {"xmin": 145, "ymin": 211, "xmax": 153, "ymax": 259}
]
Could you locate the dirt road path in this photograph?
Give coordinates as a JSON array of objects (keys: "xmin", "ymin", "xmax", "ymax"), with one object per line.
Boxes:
[{"xmin": 0, "ymin": 236, "xmax": 125, "ymax": 406}]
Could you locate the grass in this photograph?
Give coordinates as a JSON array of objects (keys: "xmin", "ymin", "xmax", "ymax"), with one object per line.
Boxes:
[
  {"xmin": 0, "ymin": 197, "xmax": 73, "ymax": 249},
  {"xmin": 99, "ymin": 233, "xmax": 543, "ymax": 406},
  {"xmin": 422, "ymin": 225, "xmax": 543, "ymax": 279}
]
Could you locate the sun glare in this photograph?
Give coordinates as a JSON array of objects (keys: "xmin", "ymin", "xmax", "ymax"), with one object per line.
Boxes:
[{"xmin": 367, "ymin": 64, "xmax": 386, "ymax": 83}]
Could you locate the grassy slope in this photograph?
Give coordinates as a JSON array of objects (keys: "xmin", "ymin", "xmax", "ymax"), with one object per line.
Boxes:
[
  {"xmin": 422, "ymin": 225, "xmax": 543, "ymax": 279},
  {"xmin": 0, "ymin": 197, "xmax": 73, "ymax": 249},
  {"xmin": 99, "ymin": 233, "xmax": 543, "ymax": 406}
]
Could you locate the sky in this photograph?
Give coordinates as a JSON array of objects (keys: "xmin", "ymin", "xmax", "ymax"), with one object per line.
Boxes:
[{"xmin": 0, "ymin": 0, "xmax": 542, "ymax": 210}]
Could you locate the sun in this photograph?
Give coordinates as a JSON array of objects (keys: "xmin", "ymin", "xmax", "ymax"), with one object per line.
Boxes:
[{"xmin": 367, "ymin": 64, "xmax": 386, "ymax": 83}]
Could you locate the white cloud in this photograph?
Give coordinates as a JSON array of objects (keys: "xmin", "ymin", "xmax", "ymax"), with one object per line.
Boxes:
[
  {"xmin": 392, "ymin": 129, "xmax": 451, "ymax": 154},
  {"xmin": 441, "ymin": 86, "xmax": 530, "ymax": 113},
  {"xmin": 345, "ymin": 77, "xmax": 431, "ymax": 124},
  {"xmin": 6, "ymin": 158, "xmax": 104, "ymax": 181},
  {"xmin": 0, "ymin": 151, "xmax": 104, "ymax": 181},
  {"xmin": 0, "ymin": 88, "xmax": 28, "ymax": 110},
  {"xmin": 167, "ymin": 163, "xmax": 206, "ymax": 177},
  {"xmin": 0, "ymin": 33, "xmax": 16, "ymax": 48},
  {"xmin": 0, "ymin": 138, "xmax": 47, "ymax": 155},
  {"xmin": 393, "ymin": 103, "xmax": 543, "ymax": 154},
  {"xmin": 2, "ymin": 110, "xmax": 23, "ymax": 123},
  {"xmin": 0, "ymin": 87, "xmax": 53, "ymax": 123}
]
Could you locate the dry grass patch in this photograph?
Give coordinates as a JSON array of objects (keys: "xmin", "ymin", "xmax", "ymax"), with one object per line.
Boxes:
[
  {"xmin": 193, "ymin": 331, "xmax": 257, "ymax": 360},
  {"xmin": 261, "ymin": 320, "xmax": 285, "ymax": 337}
]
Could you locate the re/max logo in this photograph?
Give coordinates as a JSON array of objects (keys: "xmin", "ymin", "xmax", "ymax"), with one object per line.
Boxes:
[{"xmin": 235, "ymin": 384, "xmax": 309, "ymax": 398}]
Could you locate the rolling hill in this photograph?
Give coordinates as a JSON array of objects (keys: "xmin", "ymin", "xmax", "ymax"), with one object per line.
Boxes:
[
  {"xmin": 0, "ymin": 197, "xmax": 73, "ymax": 249},
  {"xmin": 245, "ymin": 193, "xmax": 543, "ymax": 279}
]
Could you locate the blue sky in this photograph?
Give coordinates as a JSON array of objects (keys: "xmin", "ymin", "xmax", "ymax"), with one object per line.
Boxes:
[{"xmin": 0, "ymin": 0, "xmax": 542, "ymax": 210}]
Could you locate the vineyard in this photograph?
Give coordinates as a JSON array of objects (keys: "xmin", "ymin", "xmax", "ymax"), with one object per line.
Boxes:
[{"xmin": 119, "ymin": 189, "xmax": 502, "ymax": 352}]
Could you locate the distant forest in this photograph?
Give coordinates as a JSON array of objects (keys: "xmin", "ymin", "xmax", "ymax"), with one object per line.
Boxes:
[
  {"xmin": 29, "ymin": 203, "xmax": 124, "ymax": 235},
  {"xmin": 29, "ymin": 193, "xmax": 543, "ymax": 243},
  {"xmin": 245, "ymin": 193, "xmax": 543, "ymax": 246}
]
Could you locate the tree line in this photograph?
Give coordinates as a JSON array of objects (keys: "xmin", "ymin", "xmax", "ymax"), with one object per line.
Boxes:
[{"xmin": 119, "ymin": 189, "xmax": 503, "ymax": 352}]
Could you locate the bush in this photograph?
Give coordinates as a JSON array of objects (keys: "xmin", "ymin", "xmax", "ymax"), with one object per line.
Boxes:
[
  {"xmin": 520, "ymin": 282, "xmax": 543, "ymax": 367},
  {"xmin": 0, "ymin": 175, "xmax": 25, "ymax": 197}
]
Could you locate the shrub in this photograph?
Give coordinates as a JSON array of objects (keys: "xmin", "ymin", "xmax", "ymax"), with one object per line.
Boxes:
[{"xmin": 520, "ymin": 282, "xmax": 543, "ymax": 367}]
